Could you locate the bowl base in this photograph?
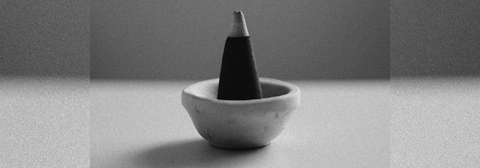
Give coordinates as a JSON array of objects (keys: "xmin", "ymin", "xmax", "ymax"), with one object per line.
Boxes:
[{"xmin": 208, "ymin": 142, "xmax": 270, "ymax": 150}]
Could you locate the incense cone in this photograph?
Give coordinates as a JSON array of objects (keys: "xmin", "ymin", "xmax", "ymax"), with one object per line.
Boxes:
[{"xmin": 217, "ymin": 11, "xmax": 263, "ymax": 100}]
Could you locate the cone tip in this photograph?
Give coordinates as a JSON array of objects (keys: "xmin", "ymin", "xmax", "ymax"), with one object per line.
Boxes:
[{"xmin": 229, "ymin": 10, "xmax": 249, "ymax": 37}]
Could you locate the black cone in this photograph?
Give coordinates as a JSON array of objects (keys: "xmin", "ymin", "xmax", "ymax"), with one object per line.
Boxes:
[{"xmin": 217, "ymin": 37, "xmax": 263, "ymax": 100}]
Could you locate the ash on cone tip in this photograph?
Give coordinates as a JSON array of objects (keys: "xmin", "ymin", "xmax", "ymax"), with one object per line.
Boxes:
[{"xmin": 229, "ymin": 10, "xmax": 249, "ymax": 37}]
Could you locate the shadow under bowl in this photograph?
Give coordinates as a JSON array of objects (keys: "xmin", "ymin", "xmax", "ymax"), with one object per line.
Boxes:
[{"xmin": 181, "ymin": 78, "xmax": 300, "ymax": 149}]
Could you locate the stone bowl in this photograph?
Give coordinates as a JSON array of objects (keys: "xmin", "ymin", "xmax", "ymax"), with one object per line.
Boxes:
[{"xmin": 181, "ymin": 78, "xmax": 300, "ymax": 149}]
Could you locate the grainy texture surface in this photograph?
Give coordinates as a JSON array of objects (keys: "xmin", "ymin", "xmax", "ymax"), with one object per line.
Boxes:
[
  {"xmin": 391, "ymin": 1, "xmax": 480, "ymax": 167},
  {"xmin": 91, "ymin": 0, "xmax": 389, "ymax": 80},
  {"xmin": 391, "ymin": 77, "xmax": 480, "ymax": 167},
  {"xmin": 391, "ymin": 0, "xmax": 480, "ymax": 77},
  {"xmin": 90, "ymin": 80, "xmax": 389, "ymax": 167},
  {"xmin": 0, "ymin": 0, "xmax": 89, "ymax": 77},
  {"xmin": 0, "ymin": 77, "xmax": 90, "ymax": 167}
]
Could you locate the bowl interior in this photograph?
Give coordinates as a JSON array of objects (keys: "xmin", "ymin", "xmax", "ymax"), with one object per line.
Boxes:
[
  {"xmin": 260, "ymin": 82, "xmax": 291, "ymax": 98},
  {"xmin": 186, "ymin": 79, "xmax": 292, "ymax": 100}
]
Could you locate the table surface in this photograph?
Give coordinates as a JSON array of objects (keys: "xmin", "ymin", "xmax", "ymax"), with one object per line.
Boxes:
[
  {"xmin": 90, "ymin": 80, "xmax": 390, "ymax": 168},
  {"xmin": 1, "ymin": 77, "xmax": 89, "ymax": 167},
  {"xmin": 391, "ymin": 77, "xmax": 480, "ymax": 167},
  {"xmin": 4, "ymin": 77, "xmax": 477, "ymax": 167}
]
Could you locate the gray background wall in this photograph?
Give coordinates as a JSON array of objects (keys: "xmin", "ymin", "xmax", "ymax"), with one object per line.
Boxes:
[
  {"xmin": 391, "ymin": 0, "xmax": 480, "ymax": 77},
  {"xmin": 0, "ymin": 1, "xmax": 89, "ymax": 77},
  {"xmin": 91, "ymin": 0, "xmax": 390, "ymax": 80},
  {"xmin": 2, "ymin": 1, "xmax": 479, "ymax": 79}
]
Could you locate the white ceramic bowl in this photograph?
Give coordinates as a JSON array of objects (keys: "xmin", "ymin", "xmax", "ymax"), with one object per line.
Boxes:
[{"xmin": 181, "ymin": 78, "xmax": 300, "ymax": 149}]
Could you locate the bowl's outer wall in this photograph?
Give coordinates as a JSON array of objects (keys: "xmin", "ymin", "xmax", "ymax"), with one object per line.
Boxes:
[{"xmin": 181, "ymin": 79, "xmax": 300, "ymax": 148}]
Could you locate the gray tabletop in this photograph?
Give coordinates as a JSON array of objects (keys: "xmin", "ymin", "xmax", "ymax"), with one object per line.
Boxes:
[{"xmin": 90, "ymin": 80, "xmax": 389, "ymax": 168}]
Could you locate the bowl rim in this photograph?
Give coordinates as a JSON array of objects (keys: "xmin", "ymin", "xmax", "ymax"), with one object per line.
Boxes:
[{"xmin": 182, "ymin": 77, "xmax": 300, "ymax": 105}]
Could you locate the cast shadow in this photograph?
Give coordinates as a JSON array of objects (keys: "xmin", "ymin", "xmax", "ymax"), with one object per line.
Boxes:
[{"xmin": 133, "ymin": 139, "xmax": 268, "ymax": 168}]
